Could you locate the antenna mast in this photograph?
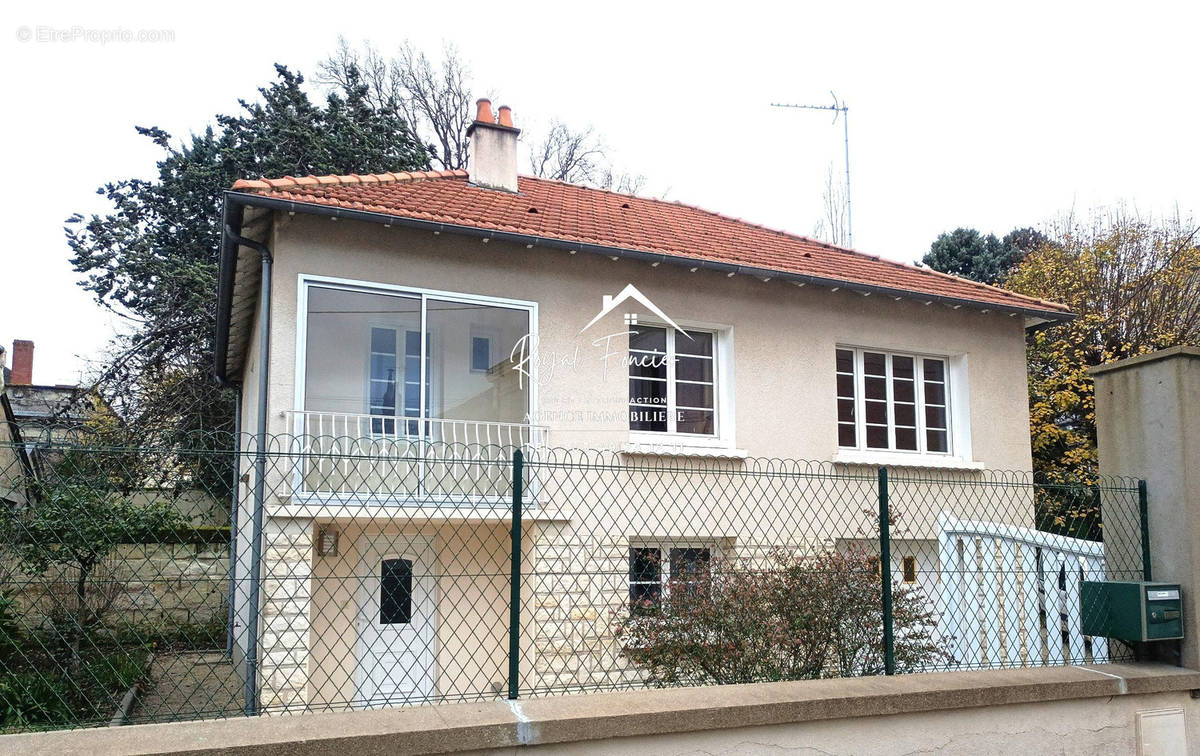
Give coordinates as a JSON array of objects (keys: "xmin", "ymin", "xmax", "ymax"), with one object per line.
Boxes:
[{"xmin": 771, "ymin": 92, "xmax": 853, "ymax": 247}]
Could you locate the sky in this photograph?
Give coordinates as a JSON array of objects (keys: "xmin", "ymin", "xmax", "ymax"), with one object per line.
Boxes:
[{"xmin": 1, "ymin": 1, "xmax": 1197, "ymax": 385}]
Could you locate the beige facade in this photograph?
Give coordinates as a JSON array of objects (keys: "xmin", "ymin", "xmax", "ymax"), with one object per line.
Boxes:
[{"xmin": 233, "ymin": 210, "xmax": 1039, "ymax": 708}]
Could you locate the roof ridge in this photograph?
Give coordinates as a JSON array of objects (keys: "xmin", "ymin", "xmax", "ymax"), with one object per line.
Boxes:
[{"xmin": 231, "ymin": 168, "xmax": 468, "ymax": 193}]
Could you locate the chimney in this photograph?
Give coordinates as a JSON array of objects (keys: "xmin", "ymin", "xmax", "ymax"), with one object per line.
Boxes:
[
  {"xmin": 466, "ymin": 98, "xmax": 520, "ymax": 193},
  {"xmin": 10, "ymin": 340, "xmax": 33, "ymax": 385}
]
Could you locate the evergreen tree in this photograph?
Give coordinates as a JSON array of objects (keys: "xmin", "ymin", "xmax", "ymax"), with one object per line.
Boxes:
[
  {"xmin": 922, "ymin": 226, "xmax": 1050, "ymax": 284},
  {"xmin": 65, "ymin": 64, "xmax": 431, "ymax": 447}
]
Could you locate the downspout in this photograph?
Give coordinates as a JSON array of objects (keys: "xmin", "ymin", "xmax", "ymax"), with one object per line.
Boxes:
[
  {"xmin": 225, "ymin": 387, "xmax": 241, "ymax": 659},
  {"xmin": 223, "ymin": 225, "xmax": 272, "ymax": 717}
]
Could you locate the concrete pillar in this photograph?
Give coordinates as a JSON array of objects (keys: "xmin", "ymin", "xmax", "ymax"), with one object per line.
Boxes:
[
  {"xmin": 258, "ymin": 517, "xmax": 314, "ymax": 712},
  {"xmin": 1091, "ymin": 346, "xmax": 1200, "ymax": 668}
]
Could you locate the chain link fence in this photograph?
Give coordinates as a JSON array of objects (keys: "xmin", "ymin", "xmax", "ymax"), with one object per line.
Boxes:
[{"xmin": 0, "ymin": 430, "xmax": 1147, "ymax": 732}]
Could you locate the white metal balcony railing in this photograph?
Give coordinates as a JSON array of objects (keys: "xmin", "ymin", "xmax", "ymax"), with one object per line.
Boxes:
[{"xmin": 284, "ymin": 411, "xmax": 547, "ymax": 502}]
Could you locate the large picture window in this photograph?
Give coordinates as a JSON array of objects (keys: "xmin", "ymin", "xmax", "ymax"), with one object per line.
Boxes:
[
  {"xmin": 628, "ymin": 326, "xmax": 717, "ymax": 436},
  {"xmin": 836, "ymin": 347, "xmax": 950, "ymax": 454},
  {"xmin": 302, "ymin": 282, "xmax": 533, "ymax": 434}
]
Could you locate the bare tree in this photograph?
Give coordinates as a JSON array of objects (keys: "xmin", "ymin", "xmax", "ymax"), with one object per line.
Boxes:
[
  {"xmin": 320, "ymin": 38, "xmax": 475, "ymax": 170},
  {"xmin": 321, "ymin": 39, "xmax": 650, "ymax": 193},
  {"xmin": 812, "ymin": 164, "xmax": 850, "ymax": 246},
  {"xmin": 528, "ymin": 120, "xmax": 647, "ymax": 193}
]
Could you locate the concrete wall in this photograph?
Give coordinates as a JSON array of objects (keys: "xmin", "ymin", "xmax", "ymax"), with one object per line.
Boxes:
[
  {"xmin": 5, "ymin": 663, "xmax": 1196, "ymax": 755},
  {"xmin": 1092, "ymin": 346, "xmax": 1200, "ymax": 668}
]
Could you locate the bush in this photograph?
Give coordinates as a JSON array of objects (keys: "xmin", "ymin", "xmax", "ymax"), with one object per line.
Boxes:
[
  {"xmin": 0, "ymin": 643, "xmax": 151, "ymax": 731},
  {"xmin": 613, "ymin": 547, "xmax": 946, "ymax": 686}
]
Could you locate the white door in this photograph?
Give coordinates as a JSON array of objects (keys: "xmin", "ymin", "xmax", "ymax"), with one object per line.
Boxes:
[{"xmin": 355, "ymin": 534, "xmax": 436, "ymax": 706}]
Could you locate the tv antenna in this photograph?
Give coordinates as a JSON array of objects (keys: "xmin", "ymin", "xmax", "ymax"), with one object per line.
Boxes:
[{"xmin": 771, "ymin": 92, "xmax": 853, "ymax": 247}]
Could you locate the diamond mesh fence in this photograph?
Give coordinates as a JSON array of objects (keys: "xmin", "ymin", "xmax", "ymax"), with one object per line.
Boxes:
[{"xmin": 0, "ymin": 429, "xmax": 1146, "ymax": 732}]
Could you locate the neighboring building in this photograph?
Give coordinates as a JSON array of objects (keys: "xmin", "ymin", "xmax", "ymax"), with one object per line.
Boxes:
[
  {"xmin": 215, "ymin": 99, "xmax": 1071, "ymax": 709},
  {"xmin": 2, "ymin": 339, "xmax": 87, "ymax": 440},
  {"xmin": 0, "ymin": 345, "xmax": 34, "ymax": 506}
]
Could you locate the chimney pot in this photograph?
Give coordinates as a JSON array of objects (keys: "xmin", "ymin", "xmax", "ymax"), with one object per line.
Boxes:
[
  {"xmin": 11, "ymin": 340, "xmax": 33, "ymax": 385},
  {"xmin": 475, "ymin": 98, "xmax": 495, "ymax": 124},
  {"xmin": 467, "ymin": 99, "xmax": 520, "ymax": 193}
]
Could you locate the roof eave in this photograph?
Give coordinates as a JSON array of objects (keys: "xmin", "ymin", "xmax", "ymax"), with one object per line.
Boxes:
[{"xmin": 214, "ymin": 192, "xmax": 1073, "ymax": 371}]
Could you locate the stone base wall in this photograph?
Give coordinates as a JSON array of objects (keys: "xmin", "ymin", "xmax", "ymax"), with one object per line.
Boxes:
[{"xmin": 2, "ymin": 543, "xmax": 229, "ymax": 635}]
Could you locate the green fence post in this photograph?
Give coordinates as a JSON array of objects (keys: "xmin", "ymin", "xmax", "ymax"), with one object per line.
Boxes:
[
  {"xmin": 508, "ymin": 449, "xmax": 524, "ymax": 700},
  {"xmin": 1139, "ymin": 479, "xmax": 1152, "ymax": 582},
  {"xmin": 878, "ymin": 466, "xmax": 895, "ymax": 675}
]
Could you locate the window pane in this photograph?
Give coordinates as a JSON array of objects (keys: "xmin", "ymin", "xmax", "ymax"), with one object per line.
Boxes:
[
  {"xmin": 305, "ymin": 286, "xmax": 418, "ymax": 415},
  {"xmin": 629, "ymin": 326, "xmax": 666, "ymax": 353},
  {"xmin": 628, "ymin": 378, "xmax": 667, "ymax": 406},
  {"xmin": 924, "ymin": 382, "xmax": 946, "ymax": 405},
  {"xmin": 669, "ymin": 548, "xmax": 711, "ymax": 597},
  {"xmin": 629, "ymin": 406, "xmax": 668, "ymax": 432},
  {"xmin": 865, "ymin": 376, "xmax": 887, "ymax": 401},
  {"xmin": 836, "ymin": 348, "xmax": 855, "ymax": 374},
  {"xmin": 371, "ymin": 327, "xmax": 397, "ymax": 354},
  {"xmin": 426, "ymin": 299, "xmax": 531, "ymax": 423},
  {"xmin": 866, "ymin": 425, "xmax": 888, "ymax": 449},
  {"xmin": 865, "ymin": 399, "xmax": 887, "ymax": 425},
  {"xmin": 629, "ymin": 358, "xmax": 667, "ymax": 380},
  {"xmin": 837, "ymin": 373, "xmax": 856, "ymax": 398},
  {"xmin": 927, "ymin": 429, "xmax": 949, "ymax": 453},
  {"xmin": 675, "ymin": 356, "xmax": 713, "ymax": 382},
  {"xmin": 838, "ymin": 423, "xmax": 857, "ymax": 447},
  {"xmin": 892, "ymin": 355, "xmax": 914, "ymax": 380},
  {"xmin": 676, "ymin": 408, "xmax": 715, "ymax": 435},
  {"xmin": 630, "ymin": 548, "xmax": 662, "ymax": 581},
  {"xmin": 893, "ymin": 379, "xmax": 915, "ymax": 404},
  {"xmin": 895, "ymin": 427, "xmax": 917, "ymax": 450},
  {"xmin": 676, "ymin": 382, "xmax": 714, "ymax": 410},
  {"xmin": 676, "ymin": 331, "xmax": 713, "ymax": 357},
  {"xmin": 925, "ymin": 405, "xmax": 947, "ymax": 430},
  {"xmin": 923, "ymin": 359, "xmax": 946, "ymax": 382},
  {"xmin": 864, "ymin": 352, "xmax": 886, "ymax": 376},
  {"xmin": 902, "ymin": 556, "xmax": 917, "ymax": 584},
  {"xmin": 894, "ymin": 403, "xmax": 916, "ymax": 427},
  {"xmin": 837, "ymin": 398, "xmax": 855, "ymax": 423},
  {"xmin": 471, "ymin": 336, "xmax": 491, "ymax": 371},
  {"xmin": 380, "ymin": 558, "xmax": 413, "ymax": 624},
  {"xmin": 629, "ymin": 548, "xmax": 662, "ymax": 611}
]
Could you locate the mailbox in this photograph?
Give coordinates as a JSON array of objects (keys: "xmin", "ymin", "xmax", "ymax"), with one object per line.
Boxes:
[{"xmin": 1081, "ymin": 581, "xmax": 1184, "ymax": 642}]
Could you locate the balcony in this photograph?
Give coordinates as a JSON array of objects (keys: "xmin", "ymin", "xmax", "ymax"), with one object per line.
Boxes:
[{"xmin": 285, "ymin": 411, "xmax": 547, "ymax": 504}]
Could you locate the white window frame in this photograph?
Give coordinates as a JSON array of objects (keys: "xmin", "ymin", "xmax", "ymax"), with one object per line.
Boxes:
[
  {"xmin": 833, "ymin": 345, "xmax": 978, "ymax": 469},
  {"xmin": 627, "ymin": 541, "xmax": 715, "ymax": 610},
  {"xmin": 294, "ymin": 274, "xmax": 539, "ymax": 435},
  {"xmin": 626, "ymin": 319, "xmax": 736, "ymax": 452}
]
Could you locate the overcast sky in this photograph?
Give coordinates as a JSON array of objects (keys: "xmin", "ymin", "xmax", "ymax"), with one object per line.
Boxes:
[{"xmin": 2, "ymin": 1, "xmax": 1197, "ymax": 385}]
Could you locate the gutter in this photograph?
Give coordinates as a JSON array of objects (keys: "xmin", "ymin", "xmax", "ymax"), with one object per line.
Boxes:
[
  {"xmin": 221, "ymin": 222, "xmax": 272, "ymax": 717},
  {"xmin": 214, "ymin": 192, "xmax": 1073, "ymax": 379}
]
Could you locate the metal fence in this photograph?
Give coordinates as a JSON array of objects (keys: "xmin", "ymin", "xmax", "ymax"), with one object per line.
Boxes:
[{"xmin": 0, "ymin": 431, "xmax": 1148, "ymax": 732}]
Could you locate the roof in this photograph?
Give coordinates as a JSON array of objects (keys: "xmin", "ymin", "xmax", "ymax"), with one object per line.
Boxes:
[{"xmin": 217, "ymin": 169, "xmax": 1070, "ymax": 380}]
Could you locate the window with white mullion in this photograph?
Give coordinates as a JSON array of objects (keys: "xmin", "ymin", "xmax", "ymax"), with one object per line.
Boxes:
[
  {"xmin": 629, "ymin": 326, "xmax": 717, "ymax": 437},
  {"xmin": 837, "ymin": 346, "xmax": 952, "ymax": 455}
]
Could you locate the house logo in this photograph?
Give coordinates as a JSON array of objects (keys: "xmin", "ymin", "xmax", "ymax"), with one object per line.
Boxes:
[{"xmin": 578, "ymin": 283, "xmax": 689, "ymax": 337}]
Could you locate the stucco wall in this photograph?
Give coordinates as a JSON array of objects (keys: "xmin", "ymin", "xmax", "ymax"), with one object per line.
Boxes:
[{"xmin": 257, "ymin": 213, "xmax": 1034, "ymax": 469}]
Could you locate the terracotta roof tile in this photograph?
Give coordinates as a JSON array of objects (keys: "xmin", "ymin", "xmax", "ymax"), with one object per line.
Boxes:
[{"xmin": 230, "ymin": 171, "xmax": 1069, "ymax": 317}]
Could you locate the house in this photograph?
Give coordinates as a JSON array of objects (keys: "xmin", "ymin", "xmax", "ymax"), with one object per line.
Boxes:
[
  {"xmin": 2, "ymin": 340, "xmax": 87, "ymax": 440},
  {"xmin": 215, "ymin": 99, "xmax": 1071, "ymax": 710}
]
